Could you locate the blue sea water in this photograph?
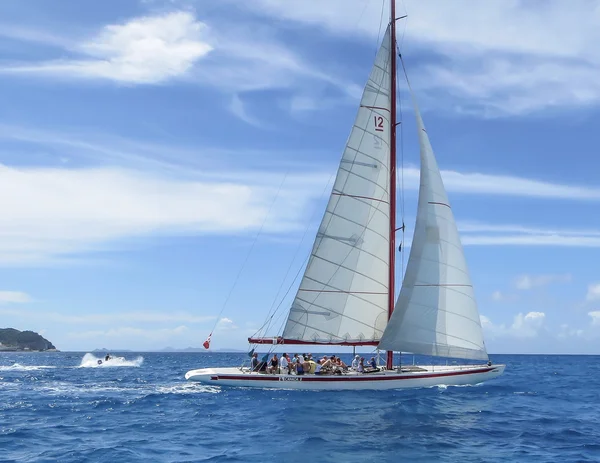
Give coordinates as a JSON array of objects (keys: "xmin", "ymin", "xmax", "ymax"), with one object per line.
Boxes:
[{"xmin": 1, "ymin": 352, "xmax": 599, "ymax": 463}]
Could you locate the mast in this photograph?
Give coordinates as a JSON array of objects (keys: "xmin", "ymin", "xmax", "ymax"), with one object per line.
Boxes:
[{"xmin": 386, "ymin": 0, "xmax": 397, "ymax": 371}]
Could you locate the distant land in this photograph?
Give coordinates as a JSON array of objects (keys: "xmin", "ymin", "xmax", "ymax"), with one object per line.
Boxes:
[
  {"xmin": 93, "ymin": 348, "xmax": 133, "ymax": 352},
  {"xmin": 0, "ymin": 328, "xmax": 58, "ymax": 352}
]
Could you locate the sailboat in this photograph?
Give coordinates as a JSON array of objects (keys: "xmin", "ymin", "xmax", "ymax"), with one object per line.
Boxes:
[{"xmin": 185, "ymin": 1, "xmax": 505, "ymax": 390}]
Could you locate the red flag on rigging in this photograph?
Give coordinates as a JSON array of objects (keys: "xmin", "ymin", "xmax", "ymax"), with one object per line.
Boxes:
[{"xmin": 202, "ymin": 333, "xmax": 212, "ymax": 350}]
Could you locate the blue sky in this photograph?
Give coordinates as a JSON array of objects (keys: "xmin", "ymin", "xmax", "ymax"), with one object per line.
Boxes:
[{"xmin": 0, "ymin": 0, "xmax": 599, "ymax": 354}]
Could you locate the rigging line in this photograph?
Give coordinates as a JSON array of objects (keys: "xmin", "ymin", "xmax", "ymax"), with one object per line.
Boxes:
[
  {"xmin": 207, "ymin": 170, "xmax": 290, "ymax": 337},
  {"xmin": 254, "ymin": 172, "xmax": 337, "ymax": 339},
  {"xmin": 395, "ymin": 17, "xmax": 407, "ymax": 282},
  {"xmin": 376, "ymin": 0, "xmax": 385, "ymax": 53},
  {"xmin": 270, "ymin": 256, "xmax": 310, "ymax": 336},
  {"xmin": 251, "ymin": 171, "xmax": 337, "ymax": 342},
  {"xmin": 251, "ymin": 253, "xmax": 310, "ymax": 341},
  {"xmin": 397, "ymin": 0, "xmax": 409, "ymax": 51}
]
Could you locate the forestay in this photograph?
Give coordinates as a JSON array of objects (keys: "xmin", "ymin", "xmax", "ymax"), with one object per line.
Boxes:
[
  {"xmin": 282, "ymin": 27, "xmax": 393, "ymax": 344},
  {"xmin": 378, "ymin": 94, "xmax": 488, "ymax": 361}
]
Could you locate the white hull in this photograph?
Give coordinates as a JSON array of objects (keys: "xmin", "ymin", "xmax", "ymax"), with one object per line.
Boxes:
[{"xmin": 184, "ymin": 364, "xmax": 505, "ymax": 391}]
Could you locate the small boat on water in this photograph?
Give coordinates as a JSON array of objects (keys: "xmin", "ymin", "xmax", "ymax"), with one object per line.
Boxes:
[
  {"xmin": 185, "ymin": 0, "xmax": 505, "ymax": 390},
  {"xmin": 97, "ymin": 354, "xmax": 125, "ymax": 365}
]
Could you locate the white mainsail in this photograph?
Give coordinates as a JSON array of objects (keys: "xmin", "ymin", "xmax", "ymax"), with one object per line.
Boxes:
[
  {"xmin": 378, "ymin": 93, "xmax": 488, "ymax": 361},
  {"xmin": 281, "ymin": 27, "xmax": 393, "ymax": 344}
]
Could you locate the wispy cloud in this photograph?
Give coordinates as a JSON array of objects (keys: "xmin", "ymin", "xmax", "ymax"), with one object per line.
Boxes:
[
  {"xmin": 229, "ymin": 94, "xmax": 262, "ymax": 127},
  {"xmin": 237, "ymin": 0, "xmax": 600, "ymax": 115},
  {"xmin": 455, "ymin": 222, "xmax": 600, "ymax": 248},
  {"xmin": 490, "ymin": 290, "xmax": 518, "ymax": 302},
  {"xmin": 11, "ymin": 123, "xmax": 600, "ymax": 202},
  {"xmin": 4, "ymin": 121, "xmax": 600, "ymax": 267},
  {"xmin": 514, "ymin": 274, "xmax": 572, "ymax": 290},
  {"xmin": 0, "ymin": 309, "xmax": 215, "ymax": 325},
  {"xmin": 0, "ymin": 291, "xmax": 32, "ymax": 304},
  {"xmin": 463, "ymin": 234, "xmax": 600, "ymax": 248},
  {"xmin": 0, "ymin": 10, "xmax": 355, "ymax": 104},
  {"xmin": 0, "ymin": 24, "xmax": 72, "ymax": 48},
  {"xmin": 404, "ymin": 167, "xmax": 600, "ymax": 201},
  {"xmin": 6, "ymin": 2, "xmax": 598, "ymax": 115},
  {"xmin": 68, "ymin": 325, "xmax": 189, "ymax": 339}
]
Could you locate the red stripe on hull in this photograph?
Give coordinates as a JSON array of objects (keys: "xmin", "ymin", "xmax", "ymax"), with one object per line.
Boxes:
[{"xmin": 212, "ymin": 367, "xmax": 496, "ymax": 382}]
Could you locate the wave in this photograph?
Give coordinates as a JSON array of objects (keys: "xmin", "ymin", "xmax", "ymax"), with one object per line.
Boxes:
[
  {"xmin": 0, "ymin": 363, "xmax": 56, "ymax": 372},
  {"xmin": 78, "ymin": 353, "xmax": 144, "ymax": 368}
]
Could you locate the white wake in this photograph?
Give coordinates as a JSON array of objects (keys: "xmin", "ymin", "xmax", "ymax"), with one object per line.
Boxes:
[{"xmin": 0, "ymin": 363, "xmax": 56, "ymax": 371}]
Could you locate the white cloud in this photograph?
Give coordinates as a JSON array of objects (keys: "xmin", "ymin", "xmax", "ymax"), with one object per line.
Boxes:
[
  {"xmin": 0, "ymin": 162, "xmax": 329, "ymax": 265},
  {"xmin": 586, "ymin": 283, "xmax": 600, "ymax": 302},
  {"xmin": 1, "ymin": 12, "xmax": 213, "ymax": 84},
  {"xmin": 216, "ymin": 317, "xmax": 238, "ymax": 331},
  {"xmin": 0, "ymin": 291, "xmax": 32, "ymax": 304},
  {"xmin": 515, "ymin": 274, "xmax": 572, "ymax": 290},
  {"xmin": 491, "ymin": 291, "xmax": 502, "ymax": 301},
  {"xmin": 589, "ymin": 311, "xmax": 600, "ymax": 327},
  {"xmin": 481, "ymin": 311, "xmax": 546, "ymax": 339},
  {"xmin": 236, "ymin": 0, "xmax": 600, "ymax": 115},
  {"xmin": 511, "ymin": 312, "xmax": 546, "ymax": 337}
]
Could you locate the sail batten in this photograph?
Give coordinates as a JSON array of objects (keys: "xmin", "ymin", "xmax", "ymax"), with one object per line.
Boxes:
[
  {"xmin": 378, "ymin": 87, "xmax": 488, "ymax": 362},
  {"xmin": 281, "ymin": 26, "xmax": 393, "ymax": 344}
]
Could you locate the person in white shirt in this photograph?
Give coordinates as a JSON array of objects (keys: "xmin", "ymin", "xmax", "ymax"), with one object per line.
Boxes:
[
  {"xmin": 280, "ymin": 353, "xmax": 289, "ymax": 374},
  {"xmin": 351, "ymin": 354, "xmax": 360, "ymax": 370}
]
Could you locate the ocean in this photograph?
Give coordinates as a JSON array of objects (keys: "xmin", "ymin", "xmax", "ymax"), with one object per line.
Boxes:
[{"xmin": 0, "ymin": 352, "xmax": 598, "ymax": 462}]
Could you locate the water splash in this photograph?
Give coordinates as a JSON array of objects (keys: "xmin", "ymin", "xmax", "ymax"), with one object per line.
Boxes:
[{"xmin": 79, "ymin": 353, "xmax": 144, "ymax": 368}]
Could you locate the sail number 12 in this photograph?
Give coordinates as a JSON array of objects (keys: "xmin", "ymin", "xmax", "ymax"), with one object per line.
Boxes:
[{"xmin": 374, "ymin": 115, "xmax": 384, "ymax": 132}]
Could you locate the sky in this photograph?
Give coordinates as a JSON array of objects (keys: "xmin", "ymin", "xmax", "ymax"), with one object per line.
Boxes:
[{"xmin": 0, "ymin": 0, "xmax": 599, "ymax": 355}]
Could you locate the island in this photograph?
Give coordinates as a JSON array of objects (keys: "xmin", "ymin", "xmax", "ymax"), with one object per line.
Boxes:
[{"xmin": 0, "ymin": 328, "xmax": 58, "ymax": 352}]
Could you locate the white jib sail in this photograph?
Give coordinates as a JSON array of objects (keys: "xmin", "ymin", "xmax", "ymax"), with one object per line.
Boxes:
[
  {"xmin": 282, "ymin": 27, "xmax": 393, "ymax": 344},
  {"xmin": 378, "ymin": 94, "xmax": 488, "ymax": 361}
]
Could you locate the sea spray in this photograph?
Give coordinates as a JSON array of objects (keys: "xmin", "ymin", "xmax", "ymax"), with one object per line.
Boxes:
[{"xmin": 79, "ymin": 353, "xmax": 144, "ymax": 368}]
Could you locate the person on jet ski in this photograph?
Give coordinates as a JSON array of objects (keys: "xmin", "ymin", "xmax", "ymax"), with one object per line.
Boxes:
[{"xmin": 105, "ymin": 353, "xmax": 111, "ymax": 361}]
